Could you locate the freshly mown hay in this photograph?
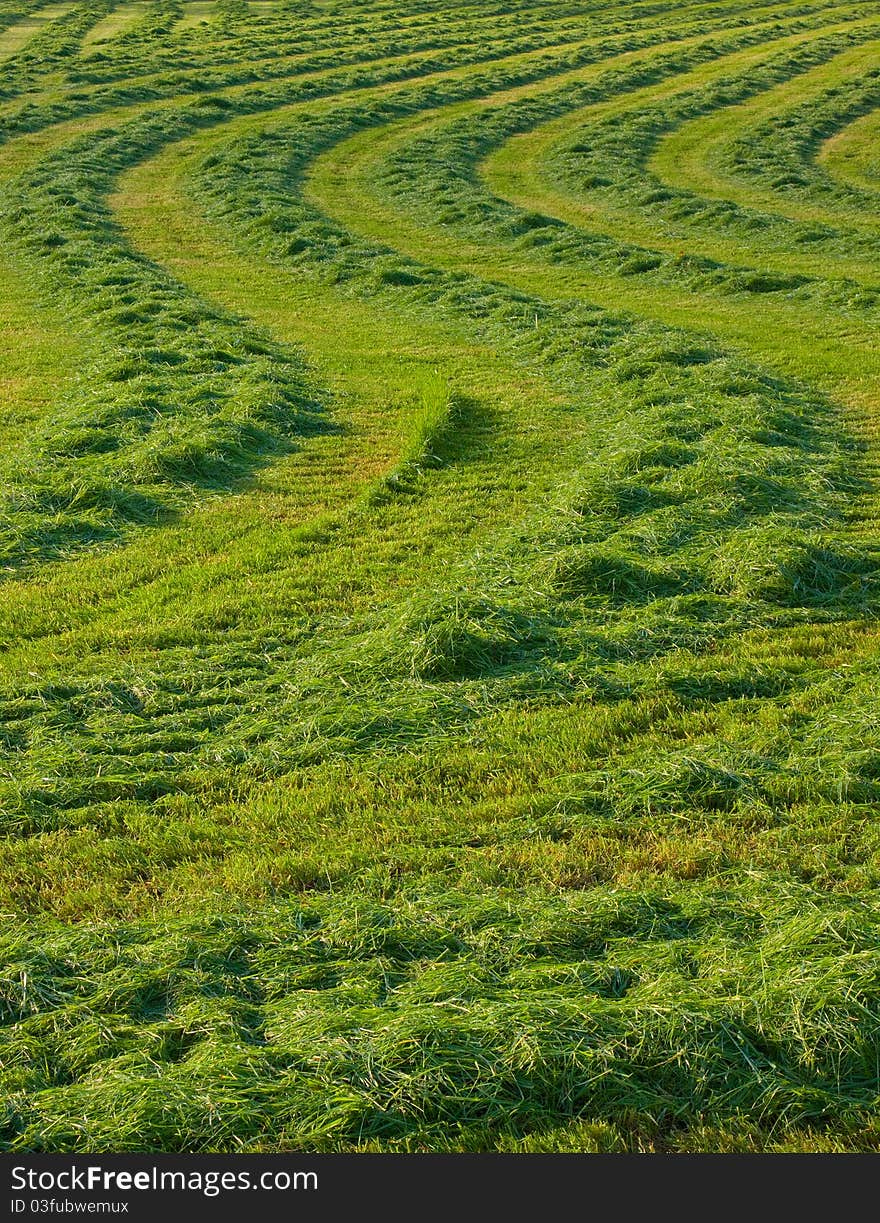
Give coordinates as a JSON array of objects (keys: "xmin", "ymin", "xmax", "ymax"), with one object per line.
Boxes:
[{"xmin": 1, "ymin": 0, "xmax": 879, "ymax": 1154}]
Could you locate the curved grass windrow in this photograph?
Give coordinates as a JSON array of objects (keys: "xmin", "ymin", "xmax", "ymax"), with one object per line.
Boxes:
[{"xmin": 1, "ymin": 0, "xmax": 879, "ymax": 1155}]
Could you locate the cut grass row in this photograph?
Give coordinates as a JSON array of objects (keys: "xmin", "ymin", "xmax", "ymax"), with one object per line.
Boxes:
[
  {"xmin": 6, "ymin": 2, "xmax": 850, "ymax": 563},
  {"xmin": 818, "ymin": 101, "xmax": 880, "ymax": 192},
  {"xmin": 649, "ymin": 43, "xmax": 880, "ymax": 232},
  {"xmin": 2, "ymin": 0, "xmax": 879, "ymax": 1153},
  {"xmin": 1, "ymin": 0, "xmax": 875, "ymax": 919},
  {"xmin": 284, "ymin": 30, "xmax": 880, "ymax": 420}
]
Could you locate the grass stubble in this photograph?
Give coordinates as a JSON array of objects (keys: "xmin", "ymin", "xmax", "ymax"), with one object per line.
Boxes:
[{"xmin": 0, "ymin": 0, "xmax": 879, "ymax": 1153}]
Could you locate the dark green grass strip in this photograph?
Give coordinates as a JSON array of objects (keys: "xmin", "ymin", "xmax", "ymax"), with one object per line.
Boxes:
[{"xmin": 2, "ymin": 882, "xmax": 878, "ymax": 1151}]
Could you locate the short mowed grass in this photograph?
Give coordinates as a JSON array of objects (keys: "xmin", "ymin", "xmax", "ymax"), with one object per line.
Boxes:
[{"xmin": 0, "ymin": 0, "xmax": 879, "ymax": 1152}]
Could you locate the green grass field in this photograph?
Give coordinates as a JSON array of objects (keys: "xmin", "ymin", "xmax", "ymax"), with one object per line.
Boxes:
[{"xmin": 1, "ymin": 0, "xmax": 879, "ymax": 1153}]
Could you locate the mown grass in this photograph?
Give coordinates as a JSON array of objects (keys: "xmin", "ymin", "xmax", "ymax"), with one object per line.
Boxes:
[{"xmin": 0, "ymin": 0, "xmax": 879, "ymax": 1153}]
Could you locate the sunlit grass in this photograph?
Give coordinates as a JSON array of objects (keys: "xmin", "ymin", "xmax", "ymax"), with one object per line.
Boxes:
[{"xmin": 0, "ymin": 0, "xmax": 878, "ymax": 1153}]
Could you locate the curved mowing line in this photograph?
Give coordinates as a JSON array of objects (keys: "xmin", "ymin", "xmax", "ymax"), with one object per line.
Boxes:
[
  {"xmin": 650, "ymin": 38, "xmax": 880, "ymax": 231},
  {"xmin": 480, "ymin": 33, "xmax": 880, "ymax": 286},
  {"xmin": 5, "ymin": 8, "xmax": 875, "ymax": 572},
  {"xmin": 2, "ymin": 23, "xmax": 692, "ymax": 579},
  {"xmin": 0, "ymin": 15, "xmax": 657, "ymax": 143},
  {"xmin": 0, "ymin": 8, "xmax": 860, "ymax": 516},
  {"xmin": 110, "ymin": 14, "xmax": 880, "ymax": 550},
  {"xmin": 61, "ymin": 0, "xmax": 875, "ymax": 103},
  {"xmin": 301, "ymin": 28, "xmax": 880, "ymax": 413},
  {"xmin": 0, "ymin": 0, "xmax": 74, "ymax": 58},
  {"xmin": 819, "ymin": 103, "xmax": 880, "ymax": 192},
  {"xmin": 0, "ymin": 22, "xmax": 680, "ymax": 438},
  {"xmin": 0, "ymin": 18, "xmax": 654, "ymax": 479},
  {"xmin": 297, "ymin": 21, "xmax": 880, "ymax": 558},
  {"xmin": 1, "ymin": 6, "xmax": 816, "ymax": 448},
  {"xmin": 80, "ymin": 0, "xmax": 152, "ymax": 49},
  {"xmin": 0, "ymin": 38, "xmax": 625, "ymax": 643},
  {"xmin": 173, "ymin": 0, "xmax": 213, "ymax": 29}
]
